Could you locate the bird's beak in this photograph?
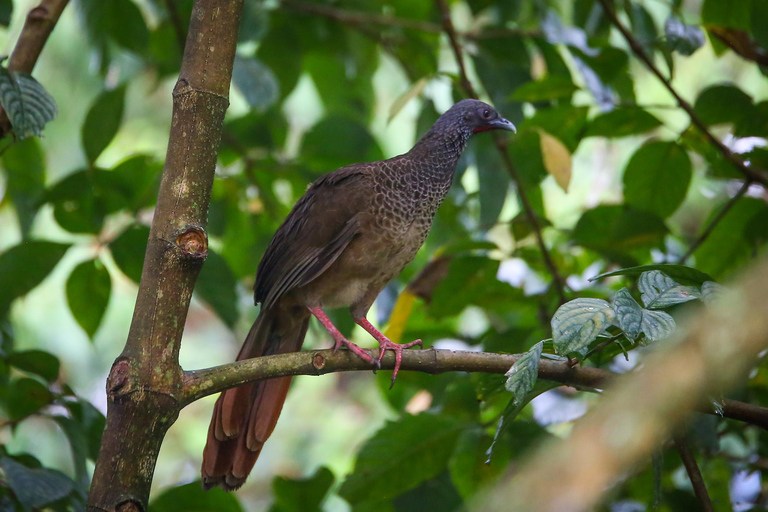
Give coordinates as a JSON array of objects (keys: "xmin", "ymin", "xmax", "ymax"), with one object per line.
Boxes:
[{"xmin": 490, "ymin": 117, "xmax": 516, "ymax": 133}]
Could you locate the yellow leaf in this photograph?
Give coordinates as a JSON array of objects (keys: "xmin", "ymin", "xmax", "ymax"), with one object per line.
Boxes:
[
  {"xmin": 388, "ymin": 78, "xmax": 429, "ymax": 124},
  {"xmin": 383, "ymin": 290, "xmax": 417, "ymax": 343},
  {"xmin": 537, "ymin": 129, "xmax": 571, "ymax": 193}
]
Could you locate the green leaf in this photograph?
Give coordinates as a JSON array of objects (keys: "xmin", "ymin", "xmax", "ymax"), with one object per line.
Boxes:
[
  {"xmin": 623, "ymin": 141, "xmax": 692, "ymax": 218},
  {"xmin": 510, "ymin": 75, "xmax": 578, "ymax": 102},
  {"xmin": 66, "ymin": 259, "xmax": 111, "ymax": 338},
  {"xmin": 572, "ymin": 205, "xmax": 668, "ymax": 262},
  {"xmin": 44, "ymin": 168, "xmax": 133, "ymax": 234},
  {"xmin": 0, "ymin": 69, "xmax": 57, "ymax": 139},
  {"xmin": 8, "ymin": 350, "xmax": 60, "ymax": 382},
  {"xmin": 693, "ymin": 198, "xmax": 768, "ymax": 278},
  {"xmin": 78, "ymin": 0, "xmax": 149, "ymax": 56},
  {"xmin": 392, "ymin": 471, "xmax": 463, "ymax": 512},
  {"xmin": 110, "ymin": 225, "xmax": 149, "ymax": 283},
  {"xmin": 474, "ymin": 135, "xmax": 509, "ymax": 227},
  {"xmin": 0, "ymin": 241, "xmax": 69, "ymax": 317},
  {"xmin": 1, "ymin": 138, "xmax": 46, "ymax": 236},
  {"xmin": 0, "ymin": 457, "xmax": 73, "ymax": 510},
  {"xmin": 111, "ymin": 155, "xmax": 162, "ymax": 211},
  {"xmin": 195, "ymin": 250, "xmax": 238, "ymax": 329},
  {"xmin": 50, "ymin": 415, "xmax": 89, "ymax": 485},
  {"xmin": 5, "ymin": 377, "xmax": 53, "ymax": 421},
  {"xmin": 256, "ymin": 13, "xmax": 302, "ymax": 101},
  {"xmin": 82, "ymin": 86, "xmax": 126, "ymax": 165},
  {"xmin": 232, "ymin": 56, "xmax": 279, "ymax": 112},
  {"xmin": 388, "ymin": 77, "xmax": 429, "ymax": 123},
  {"xmin": 612, "ymin": 288, "xmax": 675, "ymax": 342},
  {"xmin": 338, "ymin": 414, "xmax": 463, "ymax": 504},
  {"xmin": 638, "ymin": 271, "xmax": 700, "ymax": 309},
  {"xmin": 693, "ymin": 84, "xmax": 753, "ymax": 127},
  {"xmin": 590, "ymin": 264, "xmax": 714, "ymax": 285},
  {"xmin": 504, "ymin": 341, "xmax": 543, "ymax": 403},
  {"xmin": 149, "ymin": 481, "xmax": 244, "ymax": 512},
  {"xmin": 585, "ymin": 107, "xmax": 662, "ymax": 138},
  {"xmin": 269, "ymin": 467, "xmax": 334, "ymax": 512},
  {"xmin": 301, "ymin": 116, "xmax": 383, "ymax": 172},
  {"xmin": 64, "ymin": 399, "xmax": 106, "ymax": 461},
  {"xmin": 701, "ymin": 0, "xmax": 750, "ymax": 30},
  {"xmin": 664, "ymin": 16, "xmax": 705, "ymax": 56},
  {"xmin": 0, "ymin": 0, "xmax": 12, "ymax": 27},
  {"xmin": 448, "ymin": 428, "xmax": 509, "ymax": 500},
  {"xmin": 551, "ymin": 298, "xmax": 615, "ymax": 356}
]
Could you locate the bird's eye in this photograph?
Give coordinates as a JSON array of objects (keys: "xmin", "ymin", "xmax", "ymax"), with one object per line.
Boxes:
[{"xmin": 482, "ymin": 109, "xmax": 492, "ymax": 119}]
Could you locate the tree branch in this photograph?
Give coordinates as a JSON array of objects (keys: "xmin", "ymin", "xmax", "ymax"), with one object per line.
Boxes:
[
  {"xmin": 679, "ymin": 179, "xmax": 752, "ymax": 263},
  {"xmin": 596, "ymin": 0, "xmax": 768, "ymax": 188},
  {"xmin": 0, "ymin": 0, "xmax": 70, "ymax": 138},
  {"xmin": 179, "ymin": 347, "xmax": 768, "ymax": 430},
  {"xmin": 87, "ymin": 1, "xmax": 244, "ymax": 510},
  {"xmin": 674, "ymin": 434, "xmax": 715, "ymax": 512},
  {"xmin": 477, "ymin": 256, "xmax": 768, "ymax": 512},
  {"xmin": 434, "ymin": 0, "xmax": 568, "ymax": 304}
]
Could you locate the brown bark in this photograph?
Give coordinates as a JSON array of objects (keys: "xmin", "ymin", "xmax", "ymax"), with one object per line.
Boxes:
[{"xmin": 86, "ymin": 1, "xmax": 243, "ymax": 510}]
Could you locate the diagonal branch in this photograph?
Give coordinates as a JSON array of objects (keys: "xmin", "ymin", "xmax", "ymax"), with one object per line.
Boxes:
[
  {"xmin": 596, "ymin": 0, "xmax": 768, "ymax": 188},
  {"xmin": 679, "ymin": 179, "xmax": 752, "ymax": 263},
  {"xmin": 180, "ymin": 347, "xmax": 768, "ymax": 431},
  {"xmin": 673, "ymin": 434, "xmax": 715, "ymax": 512},
  {"xmin": 0, "ymin": 0, "xmax": 70, "ymax": 138},
  {"xmin": 434, "ymin": 0, "xmax": 568, "ymax": 304}
]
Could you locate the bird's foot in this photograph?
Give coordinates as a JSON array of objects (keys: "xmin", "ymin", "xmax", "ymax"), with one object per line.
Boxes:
[
  {"xmin": 308, "ymin": 306, "xmax": 373, "ymax": 364},
  {"xmin": 376, "ymin": 338, "xmax": 423, "ymax": 389}
]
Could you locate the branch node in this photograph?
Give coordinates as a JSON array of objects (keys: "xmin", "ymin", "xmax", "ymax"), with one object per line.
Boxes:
[
  {"xmin": 28, "ymin": 6, "xmax": 50, "ymax": 21},
  {"xmin": 175, "ymin": 226, "xmax": 207, "ymax": 259},
  {"xmin": 312, "ymin": 352, "xmax": 326, "ymax": 370},
  {"xmin": 107, "ymin": 358, "xmax": 132, "ymax": 397},
  {"xmin": 116, "ymin": 501, "xmax": 143, "ymax": 512}
]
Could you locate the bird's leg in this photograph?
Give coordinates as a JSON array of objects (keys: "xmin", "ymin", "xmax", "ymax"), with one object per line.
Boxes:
[
  {"xmin": 307, "ymin": 307, "xmax": 374, "ymax": 364},
  {"xmin": 354, "ymin": 317, "xmax": 423, "ymax": 388}
]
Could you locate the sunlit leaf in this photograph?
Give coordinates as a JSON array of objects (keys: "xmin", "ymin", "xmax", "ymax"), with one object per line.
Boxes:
[
  {"xmin": 510, "ymin": 75, "xmax": 578, "ymax": 102},
  {"xmin": 388, "ymin": 77, "xmax": 429, "ymax": 123},
  {"xmin": 552, "ymin": 299, "xmax": 615, "ymax": 356},
  {"xmin": 0, "ymin": 69, "xmax": 57, "ymax": 139},
  {"xmin": 150, "ymin": 481, "xmax": 244, "ymax": 512},
  {"xmin": 537, "ymin": 129, "xmax": 571, "ymax": 192},
  {"xmin": 638, "ymin": 271, "xmax": 700, "ymax": 309}
]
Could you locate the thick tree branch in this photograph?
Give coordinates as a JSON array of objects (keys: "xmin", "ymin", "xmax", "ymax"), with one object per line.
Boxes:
[
  {"xmin": 87, "ymin": 1, "xmax": 243, "ymax": 510},
  {"xmin": 477, "ymin": 257, "xmax": 768, "ymax": 512},
  {"xmin": 679, "ymin": 179, "xmax": 752, "ymax": 263},
  {"xmin": 674, "ymin": 434, "xmax": 715, "ymax": 512},
  {"xmin": 596, "ymin": 0, "xmax": 768, "ymax": 188},
  {"xmin": 180, "ymin": 347, "xmax": 768, "ymax": 431},
  {"xmin": 434, "ymin": 0, "xmax": 568, "ymax": 304},
  {"xmin": 0, "ymin": 0, "xmax": 69, "ymax": 137}
]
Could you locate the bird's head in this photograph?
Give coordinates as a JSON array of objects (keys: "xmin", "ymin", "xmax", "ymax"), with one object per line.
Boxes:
[{"xmin": 450, "ymin": 99, "xmax": 516, "ymax": 135}]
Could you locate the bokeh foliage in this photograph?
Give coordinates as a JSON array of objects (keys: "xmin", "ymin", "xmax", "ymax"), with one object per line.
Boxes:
[{"xmin": 0, "ymin": 0, "xmax": 767, "ymax": 510}]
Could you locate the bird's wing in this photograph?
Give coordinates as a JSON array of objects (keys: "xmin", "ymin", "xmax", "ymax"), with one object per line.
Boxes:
[{"xmin": 254, "ymin": 164, "xmax": 372, "ymax": 309}]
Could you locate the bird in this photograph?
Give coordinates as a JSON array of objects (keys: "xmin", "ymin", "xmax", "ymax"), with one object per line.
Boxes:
[{"xmin": 201, "ymin": 98, "xmax": 515, "ymax": 491}]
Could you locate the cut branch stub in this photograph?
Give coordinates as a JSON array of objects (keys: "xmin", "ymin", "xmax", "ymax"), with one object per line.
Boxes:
[{"xmin": 175, "ymin": 226, "xmax": 207, "ymax": 259}]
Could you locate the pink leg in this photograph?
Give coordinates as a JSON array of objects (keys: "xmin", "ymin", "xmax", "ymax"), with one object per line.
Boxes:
[
  {"xmin": 308, "ymin": 307, "xmax": 374, "ymax": 364},
  {"xmin": 355, "ymin": 317, "xmax": 423, "ymax": 388}
]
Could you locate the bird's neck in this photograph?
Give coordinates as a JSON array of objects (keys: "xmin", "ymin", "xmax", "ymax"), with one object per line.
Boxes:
[{"xmin": 407, "ymin": 122, "xmax": 470, "ymax": 177}]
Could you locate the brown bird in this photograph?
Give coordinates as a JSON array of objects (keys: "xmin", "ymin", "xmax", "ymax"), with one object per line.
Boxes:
[{"xmin": 202, "ymin": 99, "xmax": 515, "ymax": 490}]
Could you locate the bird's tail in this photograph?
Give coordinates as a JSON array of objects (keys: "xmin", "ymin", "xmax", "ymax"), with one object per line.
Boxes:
[{"xmin": 201, "ymin": 307, "xmax": 309, "ymax": 491}]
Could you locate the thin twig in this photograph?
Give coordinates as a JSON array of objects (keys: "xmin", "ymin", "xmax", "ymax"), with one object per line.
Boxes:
[
  {"xmin": 673, "ymin": 434, "xmax": 715, "ymax": 512},
  {"xmin": 595, "ymin": 0, "xmax": 768, "ymax": 188},
  {"xmin": 582, "ymin": 333, "xmax": 624, "ymax": 360},
  {"xmin": 0, "ymin": 0, "xmax": 70, "ymax": 138},
  {"xmin": 679, "ymin": 180, "xmax": 752, "ymax": 263},
  {"xmin": 434, "ymin": 0, "xmax": 568, "ymax": 304}
]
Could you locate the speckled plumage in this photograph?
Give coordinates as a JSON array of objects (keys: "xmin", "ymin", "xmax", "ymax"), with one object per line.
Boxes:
[{"xmin": 202, "ymin": 99, "xmax": 515, "ymax": 491}]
